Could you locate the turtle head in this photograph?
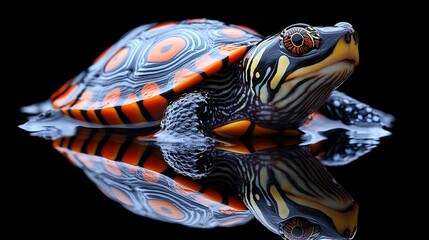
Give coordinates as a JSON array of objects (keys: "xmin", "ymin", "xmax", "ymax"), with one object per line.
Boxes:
[
  {"xmin": 241, "ymin": 146, "xmax": 359, "ymax": 239},
  {"xmin": 242, "ymin": 22, "xmax": 359, "ymax": 128}
]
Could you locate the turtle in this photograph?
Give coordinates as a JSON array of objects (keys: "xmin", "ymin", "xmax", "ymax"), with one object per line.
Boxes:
[
  {"xmin": 19, "ymin": 18, "xmax": 391, "ymax": 141},
  {"xmin": 53, "ymin": 127, "xmax": 359, "ymax": 239}
]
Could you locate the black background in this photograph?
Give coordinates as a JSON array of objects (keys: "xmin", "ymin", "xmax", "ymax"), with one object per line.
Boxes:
[{"xmin": 12, "ymin": 5, "xmax": 409, "ymax": 239}]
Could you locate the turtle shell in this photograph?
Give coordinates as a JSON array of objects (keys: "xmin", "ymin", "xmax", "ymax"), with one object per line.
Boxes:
[{"xmin": 50, "ymin": 19, "xmax": 263, "ymax": 126}]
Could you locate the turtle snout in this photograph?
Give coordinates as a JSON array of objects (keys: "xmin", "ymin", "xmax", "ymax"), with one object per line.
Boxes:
[
  {"xmin": 335, "ymin": 22, "xmax": 359, "ymax": 45},
  {"xmin": 335, "ymin": 22, "xmax": 353, "ymax": 28}
]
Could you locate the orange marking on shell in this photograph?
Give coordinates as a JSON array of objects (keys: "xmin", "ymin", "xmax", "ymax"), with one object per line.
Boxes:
[
  {"xmin": 121, "ymin": 93, "xmax": 146, "ymax": 123},
  {"xmin": 69, "ymin": 109, "xmax": 86, "ymax": 122},
  {"xmin": 61, "ymin": 137, "xmax": 71, "ymax": 149},
  {"xmin": 223, "ymin": 196, "xmax": 248, "ymax": 211},
  {"xmin": 86, "ymin": 102, "xmax": 102, "ymax": 124},
  {"xmin": 126, "ymin": 165, "xmax": 139, "ymax": 174},
  {"xmin": 142, "ymin": 169, "xmax": 161, "ymax": 182},
  {"xmin": 86, "ymin": 130, "xmax": 105, "ymax": 155},
  {"xmin": 219, "ymin": 217, "xmax": 247, "ymax": 226},
  {"xmin": 104, "ymin": 160, "xmax": 122, "ymax": 177},
  {"xmin": 100, "ymin": 88, "xmax": 123, "ymax": 124},
  {"xmin": 79, "ymin": 155, "xmax": 95, "ymax": 170},
  {"xmin": 70, "ymin": 90, "xmax": 94, "ymax": 109},
  {"xmin": 149, "ymin": 21, "xmax": 177, "ymax": 31},
  {"xmin": 141, "ymin": 82, "xmax": 167, "ymax": 120},
  {"xmin": 103, "ymin": 87, "xmax": 122, "ymax": 108},
  {"xmin": 213, "ymin": 120, "xmax": 251, "ymax": 137},
  {"xmin": 111, "ymin": 187, "xmax": 133, "ymax": 206},
  {"xmin": 173, "ymin": 68, "xmax": 203, "ymax": 94},
  {"xmin": 68, "ymin": 90, "xmax": 94, "ymax": 121},
  {"xmin": 52, "ymin": 84, "xmax": 79, "ymax": 109},
  {"xmin": 147, "ymin": 199, "xmax": 185, "ymax": 220},
  {"xmin": 147, "ymin": 37, "xmax": 186, "ymax": 62},
  {"xmin": 186, "ymin": 18, "xmax": 206, "ymax": 23},
  {"xmin": 76, "ymin": 127, "xmax": 93, "ymax": 136},
  {"xmin": 60, "ymin": 108, "xmax": 69, "ymax": 116},
  {"xmin": 141, "ymin": 82, "xmax": 160, "ymax": 99},
  {"xmin": 195, "ymin": 55, "xmax": 223, "ymax": 76},
  {"xmin": 143, "ymin": 149, "xmax": 168, "ymax": 172},
  {"xmin": 104, "ymin": 47, "xmax": 129, "ymax": 72},
  {"xmin": 252, "ymin": 124, "xmax": 279, "ymax": 136},
  {"xmin": 218, "ymin": 45, "xmax": 248, "ymax": 65},
  {"xmin": 143, "ymin": 95, "xmax": 168, "ymax": 120},
  {"xmin": 98, "ymin": 186, "xmax": 110, "ymax": 197},
  {"xmin": 122, "ymin": 141, "xmax": 147, "ymax": 166},
  {"xmin": 222, "ymin": 27, "xmax": 246, "ymax": 38},
  {"xmin": 174, "ymin": 176, "xmax": 201, "ymax": 196},
  {"xmin": 93, "ymin": 46, "xmax": 111, "ymax": 63},
  {"xmin": 52, "ymin": 139, "xmax": 60, "ymax": 148},
  {"xmin": 51, "ymin": 78, "xmax": 73, "ymax": 100},
  {"xmin": 101, "ymin": 134, "xmax": 125, "ymax": 160},
  {"xmin": 100, "ymin": 107, "xmax": 123, "ymax": 124},
  {"xmin": 64, "ymin": 152, "xmax": 79, "ymax": 167},
  {"xmin": 195, "ymin": 188, "xmax": 222, "ymax": 206},
  {"xmin": 70, "ymin": 135, "xmax": 85, "ymax": 152}
]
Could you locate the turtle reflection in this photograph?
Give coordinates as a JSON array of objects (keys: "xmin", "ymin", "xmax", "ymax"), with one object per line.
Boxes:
[{"xmin": 53, "ymin": 127, "xmax": 359, "ymax": 239}]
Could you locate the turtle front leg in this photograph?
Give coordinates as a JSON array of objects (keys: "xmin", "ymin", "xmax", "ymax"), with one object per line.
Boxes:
[
  {"xmin": 156, "ymin": 91, "xmax": 217, "ymax": 143},
  {"xmin": 319, "ymin": 90, "xmax": 395, "ymax": 128},
  {"xmin": 155, "ymin": 91, "xmax": 218, "ymax": 179}
]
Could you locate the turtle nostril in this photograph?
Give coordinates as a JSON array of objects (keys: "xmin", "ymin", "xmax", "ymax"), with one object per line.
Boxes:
[
  {"xmin": 344, "ymin": 31, "xmax": 359, "ymax": 45},
  {"xmin": 344, "ymin": 32, "xmax": 352, "ymax": 44},
  {"xmin": 352, "ymin": 32, "xmax": 359, "ymax": 45},
  {"xmin": 344, "ymin": 229, "xmax": 351, "ymax": 238}
]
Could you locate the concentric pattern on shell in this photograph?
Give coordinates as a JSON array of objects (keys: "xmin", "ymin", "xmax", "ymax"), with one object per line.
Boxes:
[
  {"xmin": 50, "ymin": 19, "xmax": 262, "ymax": 125},
  {"xmin": 52, "ymin": 129, "xmax": 252, "ymax": 227}
]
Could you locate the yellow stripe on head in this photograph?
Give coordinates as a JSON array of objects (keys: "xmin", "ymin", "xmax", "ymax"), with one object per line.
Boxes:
[
  {"xmin": 247, "ymin": 45, "xmax": 267, "ymax": 81},
  {"xmin": 270, "ymin": 55, "xmax": 290, "ymax": 90}
]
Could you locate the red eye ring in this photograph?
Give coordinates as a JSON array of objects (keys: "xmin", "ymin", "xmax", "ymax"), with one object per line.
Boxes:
[
  {"xmin": 281, "ymin": 27, "xmax": 320, "ymax": 55},
  {"xmin": 281, "ymin": 217, "xmax": 320, "ymax": 240}
]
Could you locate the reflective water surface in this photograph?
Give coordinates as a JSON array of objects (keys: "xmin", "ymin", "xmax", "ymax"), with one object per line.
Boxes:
[{"xmin": 18, "ymin": 111, "xmax": 392, "ymax": 239}]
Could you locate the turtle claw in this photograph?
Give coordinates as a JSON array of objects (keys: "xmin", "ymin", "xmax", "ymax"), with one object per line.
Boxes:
[
  {"xmin": 321, "ymin": 91, "xmax": 395, "ymax": 128},
  {"xmin": 28, "ymin": 126, "xmax": 63, "ymax": 140},
  {"xmin": 315, "ymin": 129, "xmax": 381, "ymax": 166},
  {"xmin": 18, "ymin": 110, "xmax": 78, "ymax": 139}
]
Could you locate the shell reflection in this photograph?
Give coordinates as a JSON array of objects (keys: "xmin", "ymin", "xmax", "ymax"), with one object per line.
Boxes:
[{"xmin": 51, "ymin": 126, "xmax": 370, "ymax": 239}]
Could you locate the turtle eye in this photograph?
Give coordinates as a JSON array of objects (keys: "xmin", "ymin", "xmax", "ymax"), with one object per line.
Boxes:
[
  {"xmin": 280, "ymin": 217, "xmax": 320, "ymax": 240},
  {"xmin": 281, "ymin": 26, "xmax": 320, "ymax": 55}
]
